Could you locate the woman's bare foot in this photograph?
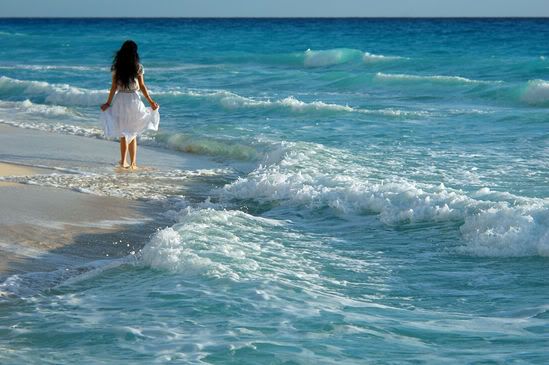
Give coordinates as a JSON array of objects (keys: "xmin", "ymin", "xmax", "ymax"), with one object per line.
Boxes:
[
  {"xmin": 118, "ymin": 160, "xmax": 130, "ymax": 168},
  {"xmin": 130, "ymin": 164, "xmax": 138, "ymax": 171}
]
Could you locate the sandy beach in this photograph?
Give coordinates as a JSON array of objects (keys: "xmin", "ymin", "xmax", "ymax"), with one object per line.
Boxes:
[{"xmin": 0, "ymin": 123, "xmax": 230, "ymax": 285}]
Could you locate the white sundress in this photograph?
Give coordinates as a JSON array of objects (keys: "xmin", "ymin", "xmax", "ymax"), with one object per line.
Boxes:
[{"xmin": 100, "ymin": 64, "xmax": 160, "ymax": 141}]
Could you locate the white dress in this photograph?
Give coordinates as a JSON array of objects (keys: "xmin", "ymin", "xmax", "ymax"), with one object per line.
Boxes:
[{"xmin": 100, "ymin": 64, "xmax": 160, "ymax": 141}]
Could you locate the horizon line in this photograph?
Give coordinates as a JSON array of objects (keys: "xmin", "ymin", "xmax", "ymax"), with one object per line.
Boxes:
[{"xmin": 1, "ymin": 16, "xmax": 549, "ymax": 19}]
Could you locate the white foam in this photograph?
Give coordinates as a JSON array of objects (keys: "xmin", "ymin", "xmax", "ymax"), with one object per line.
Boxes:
[
  {"xmin": 140, "ymin": 208, "xmax": 307, "ymax": 281},
  {"xmin": 460, "ymin": 204, "xmax": 549, "ymax": 257},
  {"xmin": 362, "ymin": 52, "xmax": 405, "ymax": 63},
  {"xmin": 3, "ymin": 166, "xmax": 230, "ymax": 201},
  {"xmin": 0, "ymin": 99, "xmax": 74, "ymax": 116},
  {"xmin": 521, "ymin": 79, "xmax": 549, "ymax": 105},
  {"xmin": 222, "ymin": 143, "xmax": 549, "ymax": 257}
]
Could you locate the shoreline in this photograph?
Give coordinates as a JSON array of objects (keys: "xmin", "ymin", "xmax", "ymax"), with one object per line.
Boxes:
[{"xmin": 0, "ymin": 123, "xmax": 234, "ymax": 293}]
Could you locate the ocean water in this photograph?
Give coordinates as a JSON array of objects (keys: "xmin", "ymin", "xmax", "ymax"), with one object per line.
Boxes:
[{"xmin": 0, "ymin": 18, "xmax": 548, "ymax": 363}]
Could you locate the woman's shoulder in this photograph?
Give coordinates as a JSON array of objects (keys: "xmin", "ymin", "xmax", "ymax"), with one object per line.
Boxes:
[{"xmin": 138, "ymin": 63, "xmax": 144, "ymax": 75}]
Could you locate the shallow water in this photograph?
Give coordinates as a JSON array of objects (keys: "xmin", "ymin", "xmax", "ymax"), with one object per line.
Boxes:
[{"xmin": 0, "ymin": 18, "xmax": 548, "ymax": 364}]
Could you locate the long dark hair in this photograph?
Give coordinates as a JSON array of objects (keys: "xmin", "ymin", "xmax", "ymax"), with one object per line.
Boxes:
[{"xmin": 111, "ymin": 40, "xmax": 140, "ymax": 89}]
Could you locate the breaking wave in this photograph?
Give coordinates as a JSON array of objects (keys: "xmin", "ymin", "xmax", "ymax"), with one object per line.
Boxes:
[{"xmin": 221, "ymin": 142, "xmax": 549, "ymax": 257}]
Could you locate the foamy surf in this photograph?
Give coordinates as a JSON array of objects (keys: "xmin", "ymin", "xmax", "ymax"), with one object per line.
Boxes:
[{"xmin": 221, "ymin": 142, "xmax": 549, "ymax": 257}]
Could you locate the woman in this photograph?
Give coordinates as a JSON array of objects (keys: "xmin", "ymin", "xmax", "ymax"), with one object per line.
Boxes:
[{"xmin": 100, "ymin": 40, "xmax": 159, "ymax": 170}]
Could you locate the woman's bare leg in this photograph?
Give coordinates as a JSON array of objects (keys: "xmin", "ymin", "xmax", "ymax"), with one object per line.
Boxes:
[
  {"xmin": 128, "ymin": 137, "xmax": 138, "ymax": 169},
  {"xmin": 119, "ymin": 137, "xmax": 129, "ymax": 167}
]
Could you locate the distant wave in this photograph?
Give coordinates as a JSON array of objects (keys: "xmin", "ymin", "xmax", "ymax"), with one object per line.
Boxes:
[
  {"xmin": 146, "ymin": 64, "xmax": 225, "ymax": 72},
  {"xmin": 0, "ymin": 76, "xmax": 426, "ymax": 117},
  {"xmin": 375, "ymin": 72, "xmax": 501, "ymax": 85},
  {"xmin": 0, "ymin": 63, "xmax": 224, "ymax": 73},
  {"xmin": 0, "ymin": 76, "xmax": 106, "ymax": 106},
  {"xmin": 222, "ymin": 142, "xmax": 549, "ymax": 257},
  {"xmin": 521, "ymin": 79, "xmax": 549, "ymax": 105},
  {"xmin": 4, "ymin": 75, "xmax": 548, "ymax": 116},
  {"xmin": 373, "ymin": 73, "xmax": 549, "ymax": 107},
  {"xmin": 304, "ymin": 48, "xmax": 405, "ymax": 67},
  {"xmin": 225, "ymin": 48, "xmax": 406, "ymax": 68},
  {"xmin": 0, "ymin": 31, "xmax": 25, "ymax": 36},
  {"xmin": 167, "ymin": 88, "xmax": 429, "ymax": 118},
  {"xmin": 0, "ymin": 64, "xmax": 107, "ymax": 72}
]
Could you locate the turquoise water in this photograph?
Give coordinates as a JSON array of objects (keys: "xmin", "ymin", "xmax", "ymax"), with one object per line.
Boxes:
[{"xmin": 0, "ymin": 18, "xmax": 548, "ymax": 363}]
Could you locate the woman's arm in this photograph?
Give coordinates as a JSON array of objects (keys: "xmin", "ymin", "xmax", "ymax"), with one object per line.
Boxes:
[
  {"xmin": 101, "ymin": 73, "xmax": 117, "ymax": 111},
  {"xmin": 138, "ymin": 74, "xmax": 159, "ymax": 110}
]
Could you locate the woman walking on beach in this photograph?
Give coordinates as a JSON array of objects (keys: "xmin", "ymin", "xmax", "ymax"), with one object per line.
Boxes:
[{"xmin": 100, "ymin": 40, "xmax": 159, "ymax": 170}]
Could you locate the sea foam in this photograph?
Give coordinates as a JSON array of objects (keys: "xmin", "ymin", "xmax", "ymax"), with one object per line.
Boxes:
[
  {"xmin": 222, "ymin": 143, "xmax": 549, "ymax": 257},
  {"xmin": 140, "ymin": 206, "xmax": 321, "ymax": 284}
]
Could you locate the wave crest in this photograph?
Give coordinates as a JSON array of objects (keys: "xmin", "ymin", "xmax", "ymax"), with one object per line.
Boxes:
[
  {"xmin": 521, "ymin": 79, "xmax": 549, "ymax": 105},
  {"xmin": 375, "ymin": 72, "xmax": 499, "ymax": 85},
  {"xmin": 303, "ymin": 48, "xmax": 404, "ymax": 67}
]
